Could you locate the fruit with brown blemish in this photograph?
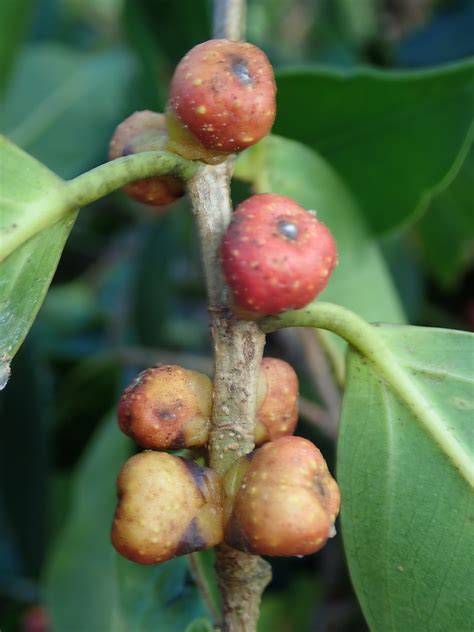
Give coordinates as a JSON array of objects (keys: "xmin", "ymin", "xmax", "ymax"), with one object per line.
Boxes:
[
  {"xmin": 109, "ymin": 110, "xmax": 185, "ymax": 206},
  {"xmin": 222, "ymin": 436, "xmax": 340, "ymax": 556},
  {"xmin": 166, "ymin": 39, "xmax": 276, "ymax": 163},
  {"xmin": 117, "ymin": 364, "xmax": 212, "ymax": 449},
  {"xmin": 221, "ymin": 193, "xmax": 338, "ymax": 317},
  {"xmin": 111, "ymin": 451, "xmax": 223, "ymax": 564},
  {"xmin": 255, "ymin": 357, "xmax": 299, "ymax": 445}
]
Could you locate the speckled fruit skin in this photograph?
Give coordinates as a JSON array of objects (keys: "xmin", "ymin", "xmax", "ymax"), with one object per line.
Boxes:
[
  {"xmin": 109, "ymin": 110, "xmax": 184, "ymax": 206},
  {"xmin": 255, "ymin": 358, "xmax": 299, "ymax": 445},
  {"xmin": 167, "ymin": 39, "xmax": 276, "ymax": 161},
  {"xmin": 221, "ymin": 193, "xmax": 338, "ymax": 317},
  {"xmin": 223, "ymin": 436, "xmax": 340, "ymax": 557},
  {"xmin": 117, "ymin": 364, "xmax": 212, "ymax": 449},
  {"xmin": 112, "ymin": 451, "xmax": 223, "ymax": 564}
]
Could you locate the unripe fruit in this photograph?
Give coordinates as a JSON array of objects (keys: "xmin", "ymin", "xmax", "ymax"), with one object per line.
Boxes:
[
  {"xmin": 109, "ymin": 110, "xmax": 185, "ymax": 206},
  {"xmin": 112, "ymin": 451, "xmax": 223, "ymax": 564},
  {"xmin": 166, "ymin": 39, "xmax": 276, "ymax": 162},
  {"xmin": 118, "ymin": 365, "xmax": 212, "ymax": 449},
  {"xmin": 255, "ymin": 358, "xmax": 298, "ymax": 445},
  {"xmin": 223, "ymin": 436, "xmax": 340, "ymax": 556},
  {"xmin": 221, "ymin": 194, "xmax": 338, "ymax": 317}
]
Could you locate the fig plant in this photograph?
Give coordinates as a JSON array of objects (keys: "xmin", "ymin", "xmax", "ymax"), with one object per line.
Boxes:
[{"xmin": 0, "ymin": 1, "xmax": 473, "ymax": 631}]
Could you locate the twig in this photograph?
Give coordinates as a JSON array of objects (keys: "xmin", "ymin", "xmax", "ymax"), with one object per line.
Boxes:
[
  {"xmin": 185, "ymin": 3, "xmax": 272, "ymax": 629},
  {"xmin": 298, "ymin": 396, "xmax": 337, "ymax": 441},
  {"xmin": 213, "ymin": 0, "xmax": 246, "ymax": 40},
  {"xmin": 298, "ymin": 328, "xmax": 341, "ymax": 433},
  {"xmin": 189, "ymin": 553, "xmax": 223, "ymax": 626},
  {"xmin": 187, "ymin": 167, "xmax": 270, "ymax": 632}
]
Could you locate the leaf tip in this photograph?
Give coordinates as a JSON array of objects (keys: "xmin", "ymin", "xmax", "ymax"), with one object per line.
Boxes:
[{"xmin": 0, "ymin": 358, "xmax": 11, "ymax": 390}]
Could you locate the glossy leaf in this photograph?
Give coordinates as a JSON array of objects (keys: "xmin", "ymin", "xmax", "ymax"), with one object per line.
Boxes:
[
  {"xmin": 338, "ymin": 325, "xmax": 474, "ymax": 631},
  {"xmin": 0, "ymin": 44, "xmax": 135, "ymax": 178},
  {"xmin": 185, "ymin": 619, "xmax": 214, "ymax": 632},
  {"xmin": 0, "ymin": 0, "xmax": 33, "ymax": 94},
  {"xmin": 413, "ymin": 146, "xmax": 474, "ymax": 287},
  {"xmin": 274, "ymin": 61, "xmax": 474, "ymax": 233},
  {"xmin": 235, "ymin": 135, "xmax": 404, "ymax": 365},
  {"xmin": 123, "ymin": 0, "xmax": 210, "ymax": 67},
  {"xmin": 0, "ymin": 137, "xmax": 76, "ymax": 388},
  {"xmin": 43, "ymin": 415, "xmax": 206, "ymax": 631}
]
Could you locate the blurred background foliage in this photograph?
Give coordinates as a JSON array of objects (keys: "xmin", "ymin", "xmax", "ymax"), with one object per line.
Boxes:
[{"xmin": 0, "ymin": 0, "xmax": 473, "ymax": 630}]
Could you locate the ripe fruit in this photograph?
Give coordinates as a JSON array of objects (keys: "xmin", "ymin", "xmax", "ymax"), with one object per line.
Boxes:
[
  {"xmin": 109, "ymin": 110, "xmax": 185, "ymax": 206},
  {"xmin": 118, "ymin": 365, "xmax": 212, "ymax": 450},
  {"xmin": 166, "ymin": 39, "xmax": 276, "ymax": 162},
  {"xmin": 221, "ymin": 194, "xmax": 338, "ymax": 317},
  {"xmin": 112, "ymin": 451, "xmax": 223, "ymax": 564},
  {"xmin": 222, "ymin": 436, "xmax": 340, "ymax": 556},
  {"xmin": 255, "ymin": 357, "xmax": 299, "ymax": 445}
]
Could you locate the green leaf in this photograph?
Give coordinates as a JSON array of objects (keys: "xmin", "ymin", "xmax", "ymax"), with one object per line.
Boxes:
[
  {"xmin": 185, "ymin": 619, "xmax": 214, "ymax": 632},
  {"xmin": 274, "ymin": 61, "xmax": 474, "ymax": 233},
  {"xmin": 235, "ymin": 135, "xmax": 404, "ymax": 366},
  {"xmin": 123, "ymin": 0, "xmax": 210, "ymax": 67},
  {"xmin": 0, "ymin": 0, "xmax": 33, "ymax": 95},
  {"xmin": 0, "ymin": 137, "xmax": 76, "ymax": 387},
  {"xmin": 338, "ymin": 325, "xmax": 474, "ymax": 631},
  {"xmin": 0, "ymin": 44, "xmax": 135, "ymax": 178},
  {"xmin": 43, "ymin": 415, "xmax": 206, "ymax": 631},
  {"xmin": 413, "ymin": 145, "xmax": 474, "ymax": 287},
  {"xmin": 0, "ymin": 138, "xmax": 196, "ymax": 385},
  {"xmin": 258, "ymin": 575, "xmax": 318, "ymax": 632}
]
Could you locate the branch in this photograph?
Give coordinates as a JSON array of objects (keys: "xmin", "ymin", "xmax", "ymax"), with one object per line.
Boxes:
[
  {"xmin": 213, "ymin": 0, "xmax": 246, "ymax": 40},
  {"xmin": 185, "ymin": 3, "xmax": 272, "ymax": 630},
  {"xmin": 298, "ymin": 328, "xmax": 341, "ymax": 434},
  {"xmin": 298, "ymin": 396, "xmax": 337, "ymax": 441}
]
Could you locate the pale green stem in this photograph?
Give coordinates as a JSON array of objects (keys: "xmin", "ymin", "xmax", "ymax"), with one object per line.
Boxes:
[
  {"xmin": 262, "ymin": 302, "xmax": 474, "ymax": 489},
  {"xmin": 0, "ymin": 151, "xmax": 197, "ymax": 263}
]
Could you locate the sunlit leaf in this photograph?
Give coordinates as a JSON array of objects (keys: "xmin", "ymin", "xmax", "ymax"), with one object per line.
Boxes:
[
  {"xmin": 339, "ymin": 325, "xmax": 474, "ymax": 631},
  {"xmin": 0, "ymin": 44, "xmax": 135, "ymax": 178},
  {"xmin": 274, "ymin": 61, "xmax": 474, "ymax": 233},
  {"xmin": 0, "ymin": 137, "xmax": 75, "ymax": 387}
]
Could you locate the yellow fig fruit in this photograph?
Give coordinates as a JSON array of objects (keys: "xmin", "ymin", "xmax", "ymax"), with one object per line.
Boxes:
[
  {"xmin": 117, "ymin": 365, "xmax": 212, "ymax": 450},
  {"xmin": 223, "ymin": 436, "xmax": 340, "ymax": 557},
  {"xmin": 112, "ymin": 451, "xmax": 223, "ymax": 564}
]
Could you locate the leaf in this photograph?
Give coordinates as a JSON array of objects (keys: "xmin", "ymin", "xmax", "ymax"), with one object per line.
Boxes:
[
  {"xmin": 258, "ymin": 575, "xmax": 318, "ymax": 632},
  {"xmin": 235, "ymin": 135, "xmax": 404, "ymax": 364},
  {"xmin": 0, "ymin": 136, "xmax": 76, "ymax": 387},
  {"xmin": 338, "ymin": 325, "xmax": 474, "ymax": 632},
  {"xmin": 413, "ymin": 145, "xmax": 474, "ymax": 287},
  {"xmin": 274, "ymin": 61, "xmax": 474, "ymax": 233},
  {"xmin": 0, "ymin": 0, "xmax": 34, "ymax": 95},
  {"xmin": 123, "ymin": 0, "xmax": 210, "ymax": 67},
  {"xmin": 43, "ymin": 414, "xmax": 206, "ymax": 631},
  {"xmin": 0, "ymin": 44, "xmax": 135, "ymax": 178},
  {"xmin": 185, "ymin": 619, "xmax": 214, "ymax": 632}
]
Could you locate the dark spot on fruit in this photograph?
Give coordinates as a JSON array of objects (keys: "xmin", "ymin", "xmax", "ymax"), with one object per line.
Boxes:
[
  {"xmin": 314, "ymin": 478, "xmax": 327, "ymax": 497},
  {"xmin": 122, "ymin": 144, "xmax": 135, "ymax": 157},
  {"xmin": 157, "ymin": 409, "xmax": 177, "ymax": 421},
  {"xmin": 181, "ymin": 458, "xmax": 208, "ymax": 494},
  {"xmin": 175, "ymin": 518, "xmax": 207, "ymax": 555},
  {"xmin": 231, "ymin": 57, "xmax": 253, "ymax": 85},
  {"xmin": 277, "ymin": 220, "xmax": 299, "ymax": 240},
  {"xmin": 225, "ymin": 513, "xmax": 252, "ymax": 552}
]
